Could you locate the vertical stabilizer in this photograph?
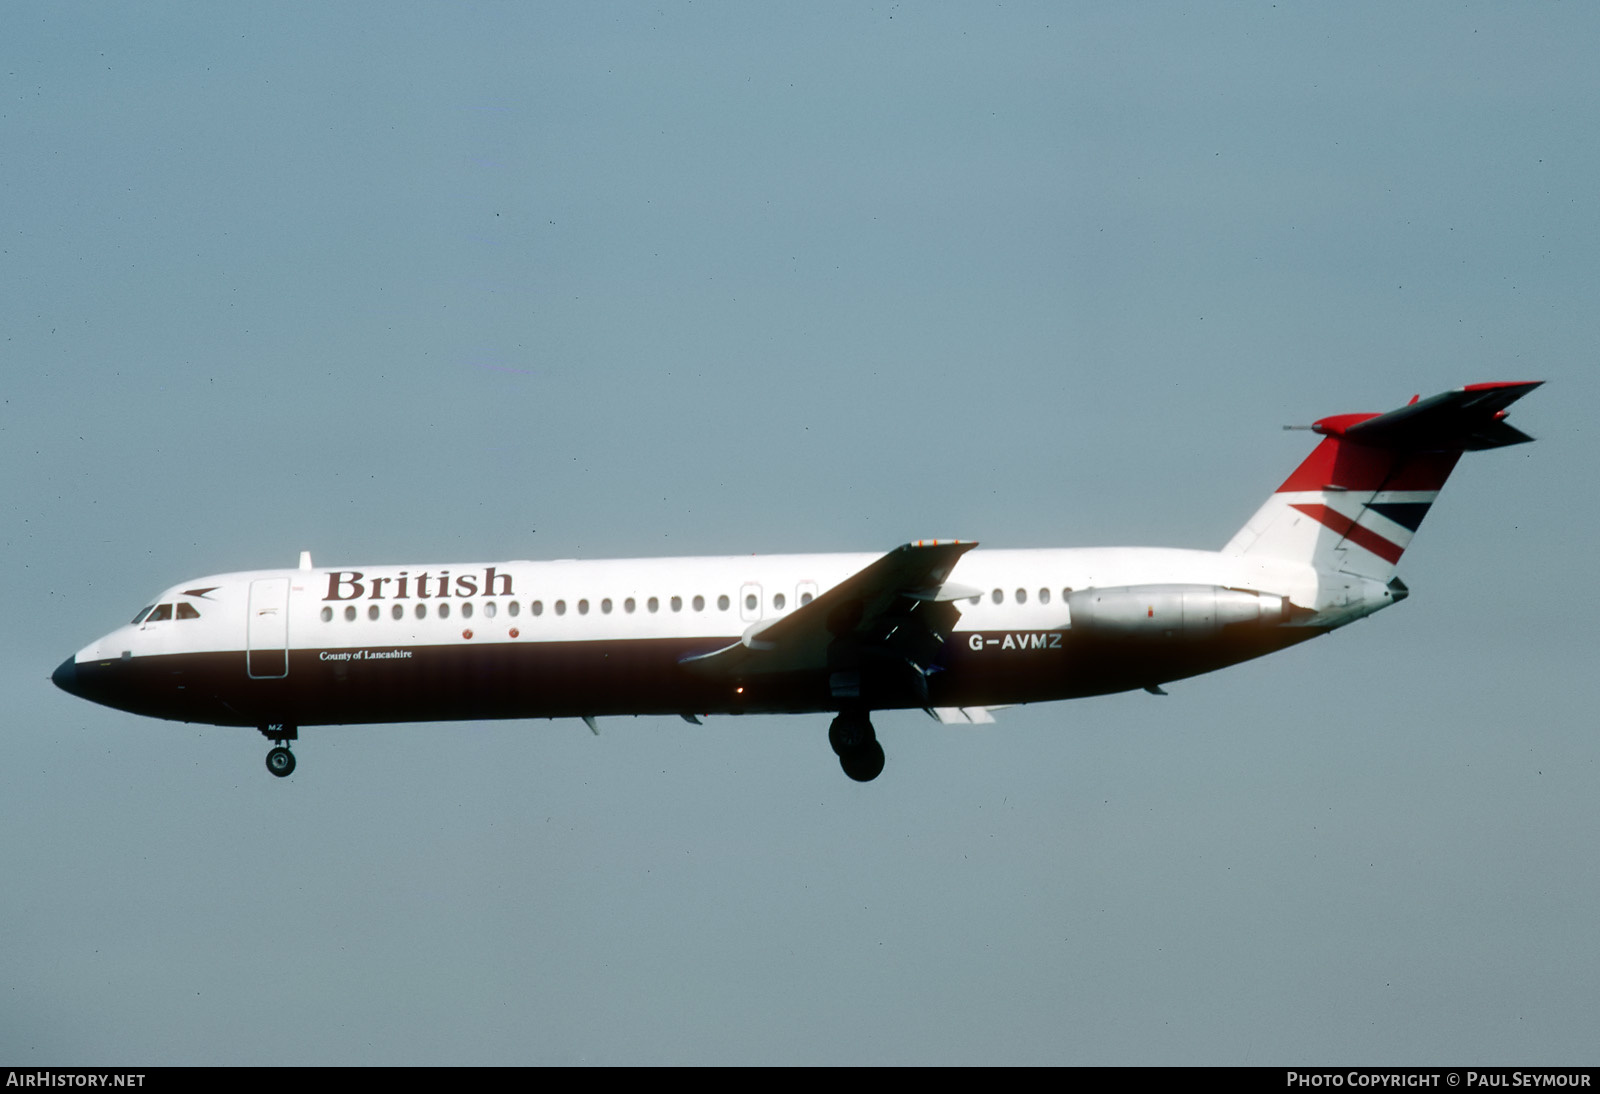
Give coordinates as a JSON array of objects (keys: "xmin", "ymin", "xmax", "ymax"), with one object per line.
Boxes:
[{"xmin": 1223, "ymin": 382, "xmax": 1540, "ymax": 581}]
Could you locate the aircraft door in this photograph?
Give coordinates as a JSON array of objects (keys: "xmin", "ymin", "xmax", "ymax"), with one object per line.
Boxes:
[{"xmin": 247, "ymin": 578, "xmax": 290, "ymax": 679}]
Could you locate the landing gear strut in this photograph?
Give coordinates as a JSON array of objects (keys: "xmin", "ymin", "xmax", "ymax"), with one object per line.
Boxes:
[
  {"xmin": 829, "ymin": 710, "xmax": 885, "ymax": 782},
  {"xmin": 258, "ymin": 724, "xmax": 298, "ymax": 778}
]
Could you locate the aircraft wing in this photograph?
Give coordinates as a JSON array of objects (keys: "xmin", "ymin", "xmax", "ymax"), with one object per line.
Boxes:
[{"xmin": 681, "ymin": 540, "xmax": 978, "ymax": 701}]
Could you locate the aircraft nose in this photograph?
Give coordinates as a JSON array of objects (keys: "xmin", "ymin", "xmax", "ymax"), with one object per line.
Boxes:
[{"xmin": 52, "ymin": 656, "xmax": 82, "ymax": 697}]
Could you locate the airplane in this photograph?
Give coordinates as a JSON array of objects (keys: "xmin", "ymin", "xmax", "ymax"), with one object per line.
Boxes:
[{"xmin": 52, "ymin": 381, "xmax": 1540, "ymax": 782}]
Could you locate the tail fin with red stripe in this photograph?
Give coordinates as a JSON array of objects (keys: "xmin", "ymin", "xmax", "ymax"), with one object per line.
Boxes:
[{"xmin": 1223, "ymin": 382, "xmax": 1542, "ymax": 580}]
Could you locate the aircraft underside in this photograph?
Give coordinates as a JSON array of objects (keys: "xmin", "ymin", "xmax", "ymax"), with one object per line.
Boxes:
[{"xmin": 63, "ymin": 624, "xmax": 1323, "ymax": 727}]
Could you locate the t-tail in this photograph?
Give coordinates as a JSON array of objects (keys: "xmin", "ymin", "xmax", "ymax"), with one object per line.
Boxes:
[{"xmin": 1223, "ymin": 381, "xmax": 1543, "ymax": 583}]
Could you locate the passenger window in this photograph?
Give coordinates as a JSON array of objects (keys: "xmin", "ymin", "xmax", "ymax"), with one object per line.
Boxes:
[
  {"xmin": 601, "ymin": 598, "xmax": 613, "ymax": 614},
  {"xmin": 1039, "ymin": 588, "xmax": 1050, "ymax": 604},
  {"xmin": 625, "ymin": 598, "xmax": 636, "ymax": 614},
  {"xmin": 321, "ymin": 606, "xmax": 333, "ymax": 623},
  {"xmin": 1016, "ymin": 588, "xmax": 1027, "ymax": 604},
  {"xmin": 439, "ymin": 603, "xmax": 450, "ymax": 619},
  {"xmin": 692, "ymin": 595, "xmax": 705, "ymax": 612},
  {"xmin": 648, "ymin": 597, "xmax": 660, "ymax": 613},
  {"xmin": 507, "ymin": 601, "xmax": 520, "ymax": 617},
  {"xmin": 991, "ymin": 589, "xmax": 1003, "ymax": 605},
  {"xmin": 484, "ymin": 602, "xmax": 497, "ymax": 618},
  {"xmin": 531, "ymin": 600, "xmax": 543, "ymax": 616},
  {"xmin": 774, "ymin": 593, "xmax": 786, "ymax": 611},
  {"xmin": 461, "ymin": 603, "xmax": 473, "ymax": 619},
  {"xmin": 577, "ymin": 599, "xmax": 589, "ymax": 615},
  {"xmin": 744, "ymin": 594, "xmax": 757, "ymax": 611},
  {"xmin": 367, "ymin": 605, "xmax": 379, "ymax": 621},
  {"xmin": 717, "ymin": 595, "xmax": 730, "ymax": 611},
  {"xmin": 131, "ymin": 606, "xmax": 155, "ymax": 625},
  {"xmin": 344, "ymin": 606, "xmax": 356, "ymax": 621},
  {"xmin": 555, "ymin": 600, "xmax": 566, "ymax": 616},
  {"xmin": 670, "ymin": 596, "xmax": 682, "ymax": 613},
  {"xmin": 392, "ymin": 605, "xmax": 404, "ymax": 620},
  {"xmin": 416, "ymin": 604, "xmax": 427, "ymax": 619},
  {"xmin": 801, "ymin": 592, "xmax": 813, "ymax": 605}
]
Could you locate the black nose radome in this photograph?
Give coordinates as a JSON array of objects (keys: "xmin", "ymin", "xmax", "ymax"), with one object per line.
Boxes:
[{"xmin": 52, "ymin": 657, "xmax": 81, "ymax": 697}]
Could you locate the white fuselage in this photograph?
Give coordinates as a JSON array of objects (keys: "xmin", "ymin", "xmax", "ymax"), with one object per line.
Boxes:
[
  {"xmin": 74, "ymin": 545, "xmax": 1340, "ymax": 665},
  {"xmin": 59, "ymin": 543, "xmax": 1378, "ymax": 735}
]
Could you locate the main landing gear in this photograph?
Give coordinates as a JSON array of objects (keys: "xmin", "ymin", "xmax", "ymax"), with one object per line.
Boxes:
[
  {"xmin": 829, "ymin": 710, "xmax": 885, "ymax": 783},
  {"xmin": 258, "ymin": 724, "xmax": 298, "ymax": 778}
]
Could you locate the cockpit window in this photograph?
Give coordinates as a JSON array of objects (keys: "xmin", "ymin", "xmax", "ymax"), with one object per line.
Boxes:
[
  {"xmin": 175, "ymin": 602, "xmax": 201, "ymax": 620},
  {"xmin": 131, "ymin": 606, "xmax": 155, "ymax": 625},
  {"xmin": 145, "ymin": 604, "xmax": 173, "ymax": 623}
]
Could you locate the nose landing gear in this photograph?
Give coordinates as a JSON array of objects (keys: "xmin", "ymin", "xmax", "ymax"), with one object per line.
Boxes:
[
  {"xmin": 829, "ymin": 710, "xmax": 885, "ymax": 782},
  {"xmin": 258, "ymin": 724, "xmax": 298, "ymax": 778}
]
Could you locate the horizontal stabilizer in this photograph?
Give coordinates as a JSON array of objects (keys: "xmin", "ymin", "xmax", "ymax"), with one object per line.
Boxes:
[{"xmin": 1320, "ymin": 381, "xmax": 1542, "ymax": 451}]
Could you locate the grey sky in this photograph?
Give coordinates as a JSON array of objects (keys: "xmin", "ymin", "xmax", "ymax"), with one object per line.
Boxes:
[{"xmin": 4, "ymin": 2, "xmax": 1596, "ymax": 1064}]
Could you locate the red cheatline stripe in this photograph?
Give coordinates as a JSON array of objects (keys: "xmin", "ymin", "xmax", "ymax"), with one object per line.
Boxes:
[{"xmin": 1291, "ymin": 503, "xmax": 1406, "ymax": 564}]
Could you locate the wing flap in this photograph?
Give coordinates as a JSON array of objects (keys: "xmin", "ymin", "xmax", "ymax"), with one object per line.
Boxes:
[{"xmin": 926, "ymin": 706, "xmax": 999, "ymax": 725}]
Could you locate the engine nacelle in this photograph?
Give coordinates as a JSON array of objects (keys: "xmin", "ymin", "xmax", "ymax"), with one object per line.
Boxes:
[{"xmin": 1066, "ymin": 584, "xmax": 1290, "ymax": 640}]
